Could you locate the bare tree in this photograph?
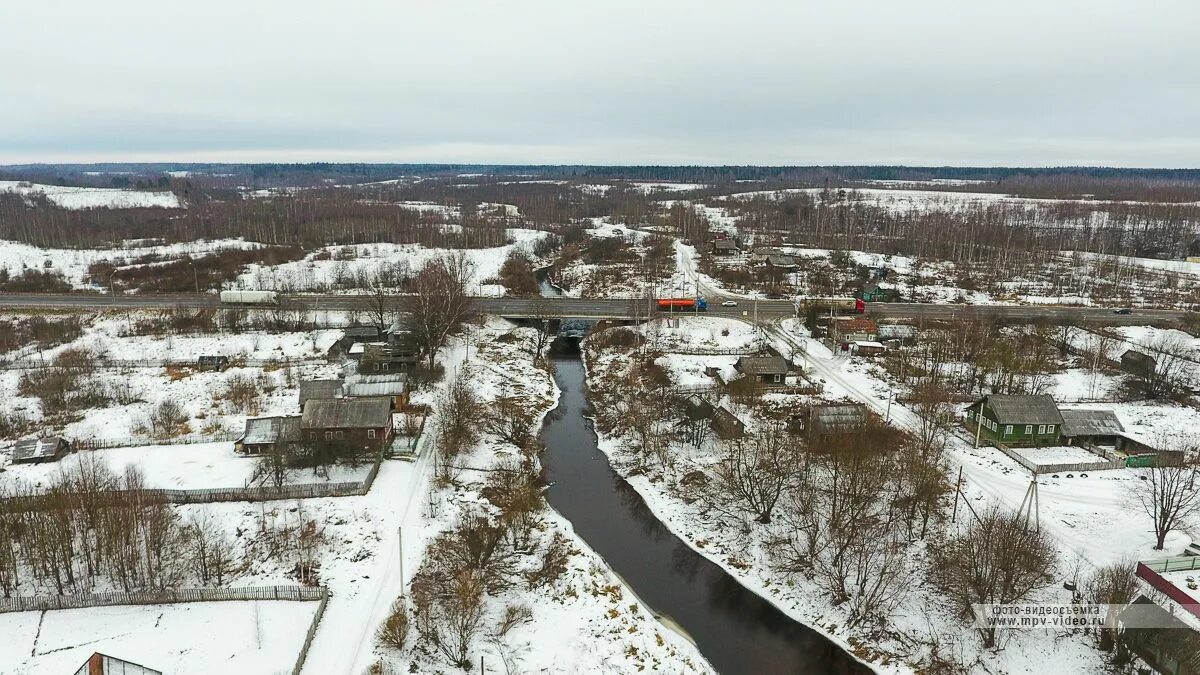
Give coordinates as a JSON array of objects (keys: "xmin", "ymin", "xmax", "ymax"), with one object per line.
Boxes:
[
  {"xmin": 928, "ymin": 506, "xmax": 1059, "ymax": 649},
  {"xmin": 1083, "ymin": 559, "xmax": 1139, "ymax": 655},
  {"xmin": 357, "ymin": 281, "xmax": 397, "ymax": 333},
  {"xmin": 1131, "ymin": 444, "xmax": 1199, "ymax": 550},
  {"xmin": 707, "ymin": 424, "xmax": 794, "ymax": 524},
  {"xmin": 404, "ymin": 254, "xmax": 477, "ymax": 369}
]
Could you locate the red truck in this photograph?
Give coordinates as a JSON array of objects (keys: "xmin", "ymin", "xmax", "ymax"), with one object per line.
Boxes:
[{"xmin": 656, "ymin": 297, "xmax": 708, "ymax": 311}]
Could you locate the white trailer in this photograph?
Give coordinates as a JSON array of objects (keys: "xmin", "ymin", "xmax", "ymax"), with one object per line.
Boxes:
[{"xmin": 219, "ymin": 290, "xmax": 279, "ymax": 305}]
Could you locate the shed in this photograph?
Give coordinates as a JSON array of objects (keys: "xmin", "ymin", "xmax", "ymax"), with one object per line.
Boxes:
[
  {"xmin": 1059, "ymin": 409, "xmax": 1125, "ymax": 445},
  {"xmin": 809, "ymin": 403, "xmax": 869, "ymax": 435},
  {"xmin": 298, "ymin": 379, "xmax": 343, "ymax": 409},
  {"xmin": 1121, "ymin": 349, "xmax": 1158, "ymax": 378},
  {"xmin": 11, "ymin": 436, "xmax": 71, "ymax": 464},
  {"xmin": 851, "ymin": 341, "xmax": 886, "ymax": 356},
  {"xmin": 734, "ymin": 355, "xmax": 789, "ymax": 384},
  {"xmin": 765, "ymin": 255, "xmax": 798, "ymax": 270},
  {"xmin": 235, "ymin": 416, "xmax": 301, "ymax": 455},
  {"xmin": 965, "ymin": 394, "xmax": 1063, "ymax": 447},
  {"xmin": 876, "ymin": 324, "xmax": 917, "ymax": 341},
  {"xmin": 711, "ymin": 406, "xmax": 747, "ymax": 439},
  {"xmin": 74, "ymin": 652, "xmax": 162, "ymax": 675},
  {"xmin": 712, "ymin": 240, "xmax": 740, "ymax": 256},
  {"xmin": 197, "ymin": 355, "xmax": 230, "ymax": 372}
]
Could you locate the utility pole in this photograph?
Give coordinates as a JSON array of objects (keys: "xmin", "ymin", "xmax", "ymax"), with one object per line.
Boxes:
[{"xmin": 397, "ymin": 525, "xmax": 405, "ymax": 596}]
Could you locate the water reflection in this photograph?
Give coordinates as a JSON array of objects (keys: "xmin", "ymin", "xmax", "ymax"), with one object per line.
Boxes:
[{"xmin": 539, "ymin": 347, "xmax": 872, "ymax": 675}]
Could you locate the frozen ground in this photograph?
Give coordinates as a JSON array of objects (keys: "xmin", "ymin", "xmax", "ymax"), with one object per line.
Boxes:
[
  {"xmin": 0, "ymin": 600, "xmax": 317, "ymax": 674},
  {"xmin": 0, "ymin": 181, "xmax": 183, "ymax": 210},
  {"xmin": 1, "ymin": 442, "xmax": 373, "ymax": 490}
]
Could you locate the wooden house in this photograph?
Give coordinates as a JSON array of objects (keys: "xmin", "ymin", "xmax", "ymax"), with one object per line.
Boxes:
[
  {"xmin": 298, "ymin": 379, "xmax": 343, "ymax": 410},
  {"xmin": 1120, "ymin": 349, "xmax": 1157, "ymax": 379},
  {"xmin": 300, "ymin": 397, "xmax": 393, "ymax": 453},
  {"xmin": 733, "ymin": 355, "xmax": 789, "ymax": 385},
  {"xmin": 73, "ymin": 652, "xmax": 161, "ymax": 675},
  {"xmin": 964, "ymin": 394, "xmax": 1063, "ymax": 447}
]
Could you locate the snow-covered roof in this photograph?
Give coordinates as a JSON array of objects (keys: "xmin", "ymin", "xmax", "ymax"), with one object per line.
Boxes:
[
  {"xmin": 876, "ymin": 324, "xmax": 917, "ymax": 339},
  {"xmin": 240, "ymin": 416, "xmax": 301, "ymax": 445},
  {"xmin": 1059, "ymin": 409, "xmax": 1125, "ymax": 437},
  {"xmin": 299, "ymin": 379, "xmax": 343, "ymax": 405},
  {"xmin": 12, "ymin": 436, "xmax": 67, "ymax": 463},
  {"xmin": 343, "ymin": 381, "xmax": 407, "ymax": 397},
  {"xmin": 854, "ymin": 341, "xmax": 885, "ymax": 349}
]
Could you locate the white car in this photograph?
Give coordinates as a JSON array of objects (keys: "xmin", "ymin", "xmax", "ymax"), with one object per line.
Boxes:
[{"xmin": 721, "ymin": 300, "xmax": 738, "ymax": 307}]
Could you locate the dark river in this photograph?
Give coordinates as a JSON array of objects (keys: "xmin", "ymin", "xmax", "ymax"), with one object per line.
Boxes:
[{"xmin": 539, "ymin": 346, "xmax": 871, "ymax": 675}]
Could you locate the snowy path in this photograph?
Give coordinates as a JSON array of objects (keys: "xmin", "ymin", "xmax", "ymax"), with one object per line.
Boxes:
[
  {"xmin": 767, "ymin": 324, "xmax": 1174, "ymax": 567},
  {"xmin": 301, "ymin": 346, "xmax": 466, "ymax": 675}
]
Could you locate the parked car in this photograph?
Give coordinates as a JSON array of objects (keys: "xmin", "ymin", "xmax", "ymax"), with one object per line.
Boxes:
[
  {"xmin": 721, "ymin": 300, "xmax": 738, "ymax": 307},
  {"xmin": 1113, "ymin": 308, "xmax": 1133, "ymax": 315}
]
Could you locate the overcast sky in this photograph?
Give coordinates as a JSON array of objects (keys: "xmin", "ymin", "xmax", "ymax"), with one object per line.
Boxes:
[{"xmin": 2, "ymin": 1, "xmax": 1197, "ymax": 167}]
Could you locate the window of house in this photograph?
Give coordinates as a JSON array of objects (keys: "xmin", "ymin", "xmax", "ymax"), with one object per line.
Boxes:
[
  {"xmin": 1004, "ymin": 425, "xmax": 1012, "ymax": 436},
  {"xmin": 773, "ymin": 374, "xmax": 781, "ymax": 383},
  {"xmin": 324, "ymin": 431, "xmax": 333, "ymax": 441},
  {"xmin": 1038, "ymin": 425, "xmax": 1046, "ymax": 434},
  {"xmin": 335, "ymin": 431, "xmax": 344, "ymax": 440},
  {"xmin": 1025, "ymin": 425, "xmax": 1033, "ymax": 435},
  {"xmin": 1047, "ymin": 425, "xmax": 1055, "ymax": 434},
  {"xmin": 382, "ymin": 363, "xmax": 390, "ymax": 371},
  {"xmin": 368, "ymin": 429, "xmax": 376, "ymax": 439}
]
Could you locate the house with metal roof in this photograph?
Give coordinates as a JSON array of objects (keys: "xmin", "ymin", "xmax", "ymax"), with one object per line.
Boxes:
[
  {"xmin": 300, "ymin": 397, "xmax": 393, "ymax": 453},
  {"xmin": 1059, "ymin": 408, "xmax": 1125, "ymax": 446},
  {"xmin": 11, "ymin": 436, "xmax": 71, "ymax": 464},
  {"xmin": 342, "ymin": 373, "xmax": 409, "ymax": 409},
  {"xmin": 964, "ymin": 394, "xmax": 1063, "ymax": 447},
  {"xmin": 73, "ymin": 652, "xmax": 161, "ymax": 675},
  {"xmin": 298, "ymin": 379, "xmax": 343, "ymax": 409},
  {"xmin": 235, "ymin": 416, "xmax": 301, "ymax": 455},
  {"xmin": 808, "ymin": 403, "xmax": 869, "ymax": 436},
  {"xmin": 765, "ymin": 255, "xmax": 798, "ymax": 270}
]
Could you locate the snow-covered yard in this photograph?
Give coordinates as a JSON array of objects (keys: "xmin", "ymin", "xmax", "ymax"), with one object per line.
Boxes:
[
  {"xmin": 0, "ymin": 442, "xmax": 374, "ymax": 491},
  {"xmin": 0, "ymin": 600, "xmax": 317, "ymax": 674},
  {"xmin": 0, "ymin": 239, "xmax": 262, "ymax": 289},
  {"xmin": 1007, "ymin": 445, "xmax": 1112, "ymax": 466}
]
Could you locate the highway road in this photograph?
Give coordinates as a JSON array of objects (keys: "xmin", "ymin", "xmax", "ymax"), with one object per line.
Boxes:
[{"xmin": 0, "ymin": 292, "xmax": 1190, "ymax": 326}]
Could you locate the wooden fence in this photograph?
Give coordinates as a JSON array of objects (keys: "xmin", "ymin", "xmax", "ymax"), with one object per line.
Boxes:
[
  {"xmin": 74, "ymin": 433, "xmax": 241, "ymax": 452},
  {"xmin": 993, "ymin": 444, "xmax": 1125, "ymax": 475},
  {"xmin": 0, "ymin": 356, "xmax": 327, "ymax": 371},
  {"xmin": 0, "ymin": 584, "xmax": 325, "ymax": 614},
  {"xmin": 0, "ymin": 584, "xmax": 330, "ymax": 675}
]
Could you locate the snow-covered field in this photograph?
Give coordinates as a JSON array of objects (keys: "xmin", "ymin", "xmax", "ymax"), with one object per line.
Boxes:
[
  {"xmin": 0, "ymin": 600, "xmax": 317, "ymax": 674},
  {"xmin": 235, "ymin": 228, "xmax": 548, "ymax": 295},
  {"xmin": 0, "ymin": 181, "xmax": 183, "ymax": 210},
  {"xmin": 0, "ymin": 239, "xmax": 263, "ymax": 289}
]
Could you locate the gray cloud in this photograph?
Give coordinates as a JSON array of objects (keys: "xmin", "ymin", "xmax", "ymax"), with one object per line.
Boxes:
[{"xmin": 2, "ymin": 1, "xmax": 1197, "ymax": 166}]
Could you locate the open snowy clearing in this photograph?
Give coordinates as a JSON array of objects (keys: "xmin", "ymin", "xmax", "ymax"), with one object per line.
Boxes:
[
  {"xmin": 0, "ymin": 600, "xmax": 317, "ymax": 675},
  {"xmin": 0, "ymin": 181, "xmax": 183, "ymax": 210}
]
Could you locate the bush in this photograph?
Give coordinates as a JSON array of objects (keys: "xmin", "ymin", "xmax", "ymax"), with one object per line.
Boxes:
[
  {"xmin": 376, "ymin": 597, "xmax": 410, "ymax": 651},
  {"xmin": 0, "ymin": 268, "xmax": 73, "ymax": 293}
]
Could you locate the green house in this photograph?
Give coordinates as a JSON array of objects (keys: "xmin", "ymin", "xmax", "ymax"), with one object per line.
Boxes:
[{"xmin": 964, "ymin": 394, "xmax": 1063, "ymax": 447}]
